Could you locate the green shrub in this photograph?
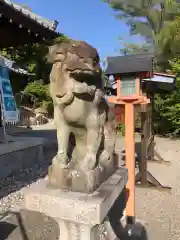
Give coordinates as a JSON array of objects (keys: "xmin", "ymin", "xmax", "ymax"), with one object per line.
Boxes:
[
  {"xmin": 22, "ymin": 80, "xmax": 53, "ymax": 116},
  {"xmin": 154, "ymin": 58, "xmax": 180, "ymax": 136},
  {"xmin": 116, "ymin": 122, "xmax": 125, "ymax": 136}
]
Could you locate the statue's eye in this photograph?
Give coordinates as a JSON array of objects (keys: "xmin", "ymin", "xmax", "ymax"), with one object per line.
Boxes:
[
  {"xmin": 68, "ymin": 52, "xmax": 77, "ymax": 61},
  {"xmin": 56, "ymin": 51, "xmax": 63, "ymax": 55},
  {"xmin": 55, "ymin": 52, "xmax": 65, "ymax": 62}
]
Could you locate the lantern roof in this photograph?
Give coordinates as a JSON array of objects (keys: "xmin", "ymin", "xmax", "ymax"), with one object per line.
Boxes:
[{"xmin": 104, "ymin": 53, "xmax": 153, "ymax": 76}]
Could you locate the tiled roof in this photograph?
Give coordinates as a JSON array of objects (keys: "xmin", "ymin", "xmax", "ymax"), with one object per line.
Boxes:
[
  {"xmin": 104, "ymin": 53, "xmax": 154, "ymax": 75},
  {"xmin": 0, "ymin": 54, "xmax": 34, "ymax": 76},
  {"xmin": 1, "ymin": 0, "xmax": 58, "ymax": 31}
]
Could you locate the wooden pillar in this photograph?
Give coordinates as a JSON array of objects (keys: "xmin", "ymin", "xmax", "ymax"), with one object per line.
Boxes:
[
  {"xmin": 139, "ymin": 91, "xmax": 154, "ymax": 184},
  {"xmin": 140, "ymin": 109, "xmax": 148, "ymax": 185},
  {"xmin": 147, "ymin": 93, "xmax": 155, "ymax": 161}
]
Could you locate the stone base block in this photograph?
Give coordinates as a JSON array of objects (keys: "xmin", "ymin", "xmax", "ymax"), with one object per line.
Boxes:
[
  {"xmin": 47, "ymin": 153, "xmax": 118, "ymax": 193},
  {"xmin": 24, "ymin": 168, "xmax": 128, "ymax": 240},
  {"xmin": 71, "ymin": 166, "xmax": 102, "ymax": 193},
  {"xmin": 70, "ymin": 154, "xmax": 118, "ymax": 193}
]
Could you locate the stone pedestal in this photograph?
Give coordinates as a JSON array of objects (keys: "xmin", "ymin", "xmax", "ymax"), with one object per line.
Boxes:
[{"xmin": 24, "ymin": 168, "xmax": 128, "ymax": 240}]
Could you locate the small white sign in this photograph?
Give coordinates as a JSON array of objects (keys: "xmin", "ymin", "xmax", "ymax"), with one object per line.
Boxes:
[{"xmin": 143, "ymin": 75, "xmax": 174, "ymax": 83}]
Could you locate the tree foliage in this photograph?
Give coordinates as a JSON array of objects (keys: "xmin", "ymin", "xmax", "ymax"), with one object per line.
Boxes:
[
  {"xmin": 157, "ymin": 17, "xmax": 180, "ymax": 58},
  {"xmin": 0, "ymin": 34, "xmax": 70, "ymax": 114},
  {"xmin": 154, "ymin": 58, "xmax": 180, "ymax": 136},
  {"xmin": 120, "ymin": 42, "xmax": 152, "ymax": 55},
  {"xmin": 104, "ymin": 0, "xmax": 180, "ymax": 37},
  {"xmin": 1, "ymin": 34, "xmax": 69, "ymax": 82},
  {"xmin": 104, "ymin": 0, "xmax": 180, "ymax": 63},
  {"xmin": 21, "ymin": 80, "xmax": 53, "ymax": 115}
]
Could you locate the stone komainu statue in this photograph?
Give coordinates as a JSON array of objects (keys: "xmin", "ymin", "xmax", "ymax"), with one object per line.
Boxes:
[{"xmin": 47, "ymin": 39, "xmax": 117, "ymax": 192}]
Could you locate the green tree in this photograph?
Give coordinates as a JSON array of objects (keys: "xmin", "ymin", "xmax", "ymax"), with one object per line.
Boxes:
[
  {"xmin": 0, "ymin": 34, "xmax": 69, "ymax": 83},
  {"xmin": 120, "ymin": 42, "xmax": 152, "ymax": 55},
  {"xmin": 21, "ymin": 80, "xmax": 53, "ymax": 114},
  {"xmin": 157, "ymin": 17, "xmax": 180, "ymax": 59},
  {"xmin": 154, "ymin": 57, "xmax": 180, "ymax": 136},
  {"xmin": 0, "ymin": 34, "xmax": 70, "ymax": 114},
  {"xmin": 104, "ymin": 0, "xmax": 180, "ymax": 62}
]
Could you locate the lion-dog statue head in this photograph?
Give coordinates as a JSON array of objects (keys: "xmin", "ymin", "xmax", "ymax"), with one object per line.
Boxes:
[
  {"xmin": 48, "ymin": 39, "xmax": 104, "ymax": 107},
  {"xmin": 47, "ymin": 39, "xmax": 102, "ymax": 83}
]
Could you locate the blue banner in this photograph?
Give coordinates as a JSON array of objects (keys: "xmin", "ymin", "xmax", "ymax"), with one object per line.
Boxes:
[{"xmin": 0, "ymin": 65, "xmax": 19, "ymax": 123}]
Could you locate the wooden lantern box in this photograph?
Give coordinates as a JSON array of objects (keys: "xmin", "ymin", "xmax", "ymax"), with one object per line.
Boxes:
[
  {"xmin": 104, "ymin": 53, "xmax": 153, "ymax": 101},
  {"xmin": 116, "ymin": 76, "xmax": 141, "ymax": 100},
  {"xmin": 108, "ymin": 74, "xmax": 150, "ymax": 124},
  {"xmin": 107, "ymin": 73, "xmax": 150, "ymax": 106}
]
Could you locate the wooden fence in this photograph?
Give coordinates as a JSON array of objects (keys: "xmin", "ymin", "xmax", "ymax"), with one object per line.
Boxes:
[{"xmin": 5, "ymin": 106, "xmax": 49, "ymax": 131}]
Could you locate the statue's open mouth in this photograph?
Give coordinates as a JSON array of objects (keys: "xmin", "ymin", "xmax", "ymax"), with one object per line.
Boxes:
[
  {"xmin": 68, "ymin": 69, "xmax": 98, "ymax": 83},
  {"xmin": 68, "ymin": 68, "xmax": 95, "ymax": 75}
]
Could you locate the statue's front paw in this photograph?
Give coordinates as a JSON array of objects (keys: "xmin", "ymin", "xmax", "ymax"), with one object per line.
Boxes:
[
  {"xmin": 48, "ymin": 159, "xmax": 71, "ymax": 189},
  {"xmin": 53, "ymin": 153, "xmax": 69, "ymax": 168},
  {"xmin": 80, "ymin": 153, "xmax": 97, "ymax": 172}
]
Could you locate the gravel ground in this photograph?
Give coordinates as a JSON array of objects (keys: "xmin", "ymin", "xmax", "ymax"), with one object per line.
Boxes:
[
  {"xmin": 136, "ymin": 137, "xmax": 180, "ymax": 240},
  {"xmin": 0, "ymin": 147, "xmax": 56, "ymax": 215},
  {"xmin": 116, "ymin": 136, "xmax": 180, "ymax": 240},
  {"xmin": 0, "ymin": 130, "xmax": 180, "ymax": 239}
]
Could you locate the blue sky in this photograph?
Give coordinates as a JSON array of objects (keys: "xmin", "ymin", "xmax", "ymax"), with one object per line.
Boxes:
[{"xmin": 14, "ymin": 0, "xmax": 141, "ymax": 60}]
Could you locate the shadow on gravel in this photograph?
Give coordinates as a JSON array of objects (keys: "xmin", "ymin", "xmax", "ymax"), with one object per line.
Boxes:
[
  {"xmin": 0, "ymin": 129, "xmax": 58, "ymax": 200},
  {"xmin": 0, "ymin": 222, "xmax": 17, "ymax": 240},
  {"xmin": 0, "ymin": 211, "xmax": 29, "ymax": 240},
  {"xmin": 108, "ymin": 188, "xmax": 148, "ymax": 240},
  {"xmin": 0, "ymin": 210, "xmax": 59, "ymax": 240}
]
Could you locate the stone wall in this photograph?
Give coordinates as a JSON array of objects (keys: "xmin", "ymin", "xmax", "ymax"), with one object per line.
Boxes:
[{"xmin": 0, "ymin": 138, "xmax": 43, "ymax": 180}]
